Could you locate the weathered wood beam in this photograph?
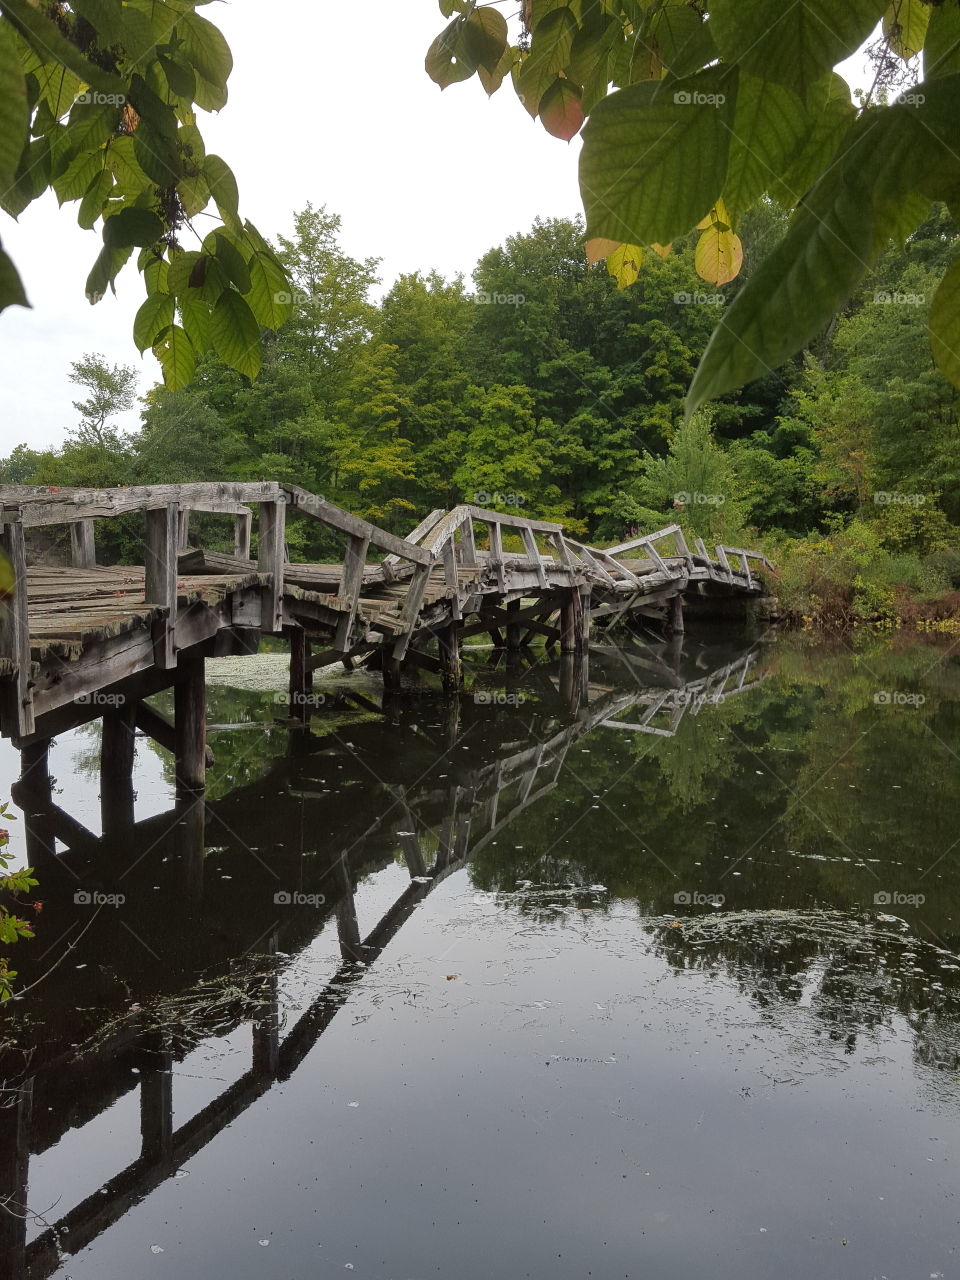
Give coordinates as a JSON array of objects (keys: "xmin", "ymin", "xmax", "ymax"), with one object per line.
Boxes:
[
  {"xmin": 70, "ymin": 518, "xmax": 96, "ymax": 568},
  {"xmin": 0, "ymin": 516, "xmax": 34, "ymax": 736},
  {"xmin": 258, "ymin": 499, "xmax": 286, "ymax": 634},
  {"xmin": 234, "ymin": 509, "xmax": 252, "ymax": 560},
  {"xmin": 334, "ymin": 533, "xmax": 370, "ymax": 651},
  {"xmin": 134, "ymin": 699, "xmax": 214, "ymax": 767},
  {"xmin": 101, "ymin": 703, "xmax": 136, "ymax": 834},
  {"xmin": 174, "ymin": 649, "xmax": 206, "ymax": 794},
  {"xmin": 144, "ymin": 503, "xmax": 178, "ymax": 669}
]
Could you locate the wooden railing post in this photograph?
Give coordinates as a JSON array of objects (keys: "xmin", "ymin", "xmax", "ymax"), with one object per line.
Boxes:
[
  {"xmin": 0, "ymin": 514, "xmax": 34, "ymax": 737},
  {"xmin": 459, "ymin": 516, "xmax": 477, "ymax": 567},
  {"xmin": 521, "ymin": 526, "xmax": 548, "ymax": 587},
  {"xmin": 234, "ymin": 508, "xmax": 252, "ymax": 560},
  {"xmin": 177, "ymin": 508, "xmax": 191, "ymax": 551},
  {"xmin": 486, "ymin": 520, "xmax": 505, "ymax": 591},
  {"xmin": 144, "ymin": 502, "xmax": 178, "ymax": 669},
  {"xmin": 70, "ymin": 518, "xmax": 96, "ymax": 568},
  {"xmin": 334, "ymin": 533, "xmax": 370, "ymax": 651},
  {"xmin": 258, "ymin": 497, "xmax": 286, "ymax": 634}
]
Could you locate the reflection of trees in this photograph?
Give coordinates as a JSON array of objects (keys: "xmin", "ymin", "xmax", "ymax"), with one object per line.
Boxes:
[{"xmin": 648, "ymin": 908, "xmax": 960, "ymax": 1073}]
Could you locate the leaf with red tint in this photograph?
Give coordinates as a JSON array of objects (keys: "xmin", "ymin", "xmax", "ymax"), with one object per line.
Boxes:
[{"xmin": 539, "ymin": 78, "xmax": 584, "ymax": 141}]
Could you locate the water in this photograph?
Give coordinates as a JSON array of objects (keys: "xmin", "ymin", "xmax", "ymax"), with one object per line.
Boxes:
[{"xmin": 2, "ymin": 631, "xmax": 960, "ymax": 1279}]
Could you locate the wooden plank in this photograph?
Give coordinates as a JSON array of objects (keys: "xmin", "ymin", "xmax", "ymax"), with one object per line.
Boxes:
[
  {"xmin": 391, "ymin": 562, "xmax": 431, "ymax": 662},
  {"xmin": 3, "ymin": 481, "xmax": 280, "ymax": 527},
  {"xmin": 382, "ymin": 509, "xmax": 445, "ymax": 568},
  {"xmin": 715, "ymin": 544, "xmax": 733, "ymax": 580},
  {"xmin": 459, "ymin": 516, "xmax": 478, "ymax": 568},
  {"xmin": 177, "ymin": 509, "xmax": 191, "ymax": 551},
  {"xmin": 234, "ymin": 509, "xmax": 252, "ymax": 559},
  {"xmin": 258, "ymin": 499, "xmax": 286, "ymax": 634},
  {"xmin": 0, "ymin": 517, "xmax": 34, "ymax": 736},
  {"xmin": 521, "ymin": 526, "xmax": 548, "ymax": 587},
  {"xmin": 334, "ymin": 534, "xmax": 370, "ymax": 651},
  {"xmin": 70, "ymin": 519, "xmax": 96, "ymax": 568},
  {"xmin": 282, "ymin": 487, "xmax": 432, "ymax": 566},
  {"xmin": 144, "ymin": 503, "xmax": 178, "ymax": 669}
]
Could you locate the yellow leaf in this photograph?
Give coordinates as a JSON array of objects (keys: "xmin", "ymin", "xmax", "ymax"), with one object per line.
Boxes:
[
  {"xmin": 606, "ymin": 243, "xmax": 644, "ymax": 289},
  {"xmin": 585, "ymin": 237, "xmax": 621, "ymax": 266},
  {"xmin": 695, "ymin": 222, "xmax": 743, "ymax": 285},
  {"xmin": 697, "ymin": 197, "xmax": 733, "ymax": 232},
  {"xmin": 883, "ymin": 0, "xmax": 929, "ymax": 60},
  {"xmin": 650, "ymin": 242, "xmax": 673, "ymax": 259}
]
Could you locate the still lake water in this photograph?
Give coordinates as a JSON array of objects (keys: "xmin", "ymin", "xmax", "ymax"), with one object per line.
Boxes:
[{"xmin": 2, "ymin": 630, "xmax": 960, "ymax": 1279}]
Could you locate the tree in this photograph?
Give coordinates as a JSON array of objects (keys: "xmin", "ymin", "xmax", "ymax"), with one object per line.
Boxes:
[
  {"xmin": 0, "ymin": 0, "xmax": 292, "ymax": 386},
  {"xmin": 68, "ymin": 351, "xmax": 137, "ymax": 447},
  {"xmin": 427, "ymin": 1, "xmax": 960, "ymax": 412}
]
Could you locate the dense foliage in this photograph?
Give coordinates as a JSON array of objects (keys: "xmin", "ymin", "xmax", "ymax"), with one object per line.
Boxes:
[{"xmin": 427, "ymin": 0, "xmax": 960, "ymax": 413}]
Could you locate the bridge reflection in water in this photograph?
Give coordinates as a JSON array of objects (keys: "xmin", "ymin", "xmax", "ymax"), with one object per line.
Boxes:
[{"xmin": 0, "ymin": 637, "xmax": 770, "ymax": 1279}]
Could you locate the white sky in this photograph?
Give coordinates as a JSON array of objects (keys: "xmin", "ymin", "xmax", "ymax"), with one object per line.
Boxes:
[
  {"xmin": 0, "ymin": 1, "xmax": 582, "ymax": 450},
  {"xmin": 0, "ymin": 4, "xmax": 877, "ymax": 453}
]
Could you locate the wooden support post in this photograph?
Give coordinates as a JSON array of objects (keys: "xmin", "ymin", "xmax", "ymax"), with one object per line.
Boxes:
[
  {"xmin": 135, "ymin": 699, "xmax": 214, "ymax": 767},
  {"xmin": 177, "ymin": 794, "xmax": 206, "ymax": 904},
  {"xmin": 101, "ymin": 703, "xmax": 136, "ymax": 835},
  {"xmin": 334, "ymin": 533, "xmax": 370, "ymax": 651},
  {"xmin": 486, "ymin": 521, "xmax": 505, "ymax": 591},
  {"xmin": 258, "ymin": 498, "xmax": 286, "ymax": 634},
  {"xmin": 253, "ymin": 933, "xmax": 280, "ymax": 1079},
  {"xmin": 335, "ymin": 855, "xmax": 363, "ymax": 962},
  {"xmin": 144, "ymin": 503, "xmax": 178, "ymax": 669},
  {"xmin": 0, "ymin": 1080, "xmax": 32, "ymax": 1280},
  {"xmin": 391, "ymin": 561, "xmax": 431, "ymax": 663},
  {"xmin": 506, "ymin": 598, "xmax": 522, "ymax": 652},
  {"xmin": 70, "ymin": 518, "xmax": 96, "ymax": 568},
  {"xmin": 0, "ymin": 517, "xmax": 34, "ymax": 737},
  {"xmin": 140, "ymin": 1046, "xmax": 174, "ymax": 1163},
  {"xmin": 174, "ymin": 648, "xmax": 206, "ymax": 795},
  {"xmin": 559, "ymin": 587, "xmax": 583, "ymax": 654},
  {"xmin": 459, "ymin": 517, "xmax": 477, "ymax": 568},
  {"xmin": 234, "ymin": 508, "xmax": 252, "ymax": 560},
  {"xmin": 438, "ymin": 622, "xmax": 463, "ymax": 694},
  {"xmin": 521, "ymin": 526, "xmax": 549, "ymax": 587},
  {"xmin": 177, "ymin": 508, "xmax": 190, "ymax": 551},
  {"xmin": 288, "ymin": 627, "xmax": 311, "ymax": 721},
  {"xmin": 669, "ymin": 592, "xmax": 685, "ymax": 635},
  {"xmin": 580, "ymin": 586, "xmax": 592, "ymax": 646},
  {"xmin": 18, "ymin": 741, "xmax": 57, "ymax": 873}
]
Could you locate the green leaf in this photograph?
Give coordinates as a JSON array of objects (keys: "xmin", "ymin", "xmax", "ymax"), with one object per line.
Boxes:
[
  {"xmin": 0, "ymin": 237, "xmax": 29, "ymax": 313},
  {"xmin": 52, "ymin": 150, "xmax": 102, "ymax": 203},
  {"xmin": 158, "ymin": 52, "xmax": 196, "ymax": 99},
  {"xmin": 929, "ymin": 256, "xmax": 960, "ymax": 387},
  {"xmin": 166, "ymin": 249, "xmax": 205, "ymax": 294},
  {"xmin": 103, "ymin": 206, "xmax": 164, "ymax": 247},
  {"xmin": 687, "ymin": 105, "xmax": 937, "ymax": 413},
  {"xmin": 769, "ymin": 73, "xmax": 856, "ymax": 207},
  {"xmin": 642, "ymin": 5, "xmax": 717, "ymax": 80},
  {"xmin": 246, "ymin": 250, "xmax": 293, "ymax": 329},
  {"xmin": 1, "ymin": 136, "xmax": 50, "ymax": 217},
  {"xmin": 178, "ymin": 296, "xmax": 213, "ymax": 353},
  {"xmin": 205, "ymin": 154, "xmax": 240, "ymax": 232},
  {"xmin": 153, "ymin": 323, "xmax": 196, "ymax": 389},
  {"xmin": 139, "ymin": 248, "xmax": 168, "ymax": 292},
  {"xmin": 211, "ymin": 289, "xmax": 261, "ymax": 378},
  {"xmin": 2, "ymin": 0, "xmax": 125, "ymax": 94},
  {"xmin": 120, "ymin": 5, "xmax": 156, "ymax": 65},
  {"xmin": 426, "ymin": 16, "xmax": 476, "ymax": 88},
  {"xmin": 134, "ymin": 124, "xmax": 180, "ymax": 185},
  {"xmin": 133, "ymin": 290, "xmax": 175, "ymax": 351},
  {"xmin": 924, "ymin": 3, "xmax": 960, "ymax": 80},
  {"xmin": 710, "ymin": 0, "xmax": 887, "ymax": 100},
  {"xmin": 722, "ymin": 76, "xmax": 809, "ymax": 220},
  {"xmin": 883, "ymin": 0, "xmax": 929, "ymax": 61},
  {"xmin": 78, "ymin": 167, "xmax": 114, "ymax": 228},
  {"xmin": 107, "ymin": 137, "xmax": 151, "ymax": 198},
  {"xmin": 203, "ymin": 227, "xmax": 251, "ymax": 292},
  {"xmin": 72, "ymin": 0, "xmax": 124, "ymax": 45},
  {"xmin": 0, "ymin": 21, "xmax": 28, "ymax": 195},
  {"xmin": 462, "ymin": 7, "xmax": 508, "ymax": 74},
  {"xmin": 85, "ymin": 243, "xmax": 133, "ymax": 303},
  {"xmin": 606, "ymin": 242, "xmax": 643, "ymax": 289},
  {"xmin": 478, "ymin": 42, "xmax": 517, "ymax": 96},
  {"xmin": 178, "ymin": 170, "xmax": 209, "ymax": 217},
  {"xmin": 580, "ymin": 68, "xmax": 736, "ymax": 247},
  {"xmin": 178, "ymin": 11, "xmax": 233, "ymax": 93},
  {"xmin": 516, "ymin": 7, "xmax": 578, "ymax": 116}
]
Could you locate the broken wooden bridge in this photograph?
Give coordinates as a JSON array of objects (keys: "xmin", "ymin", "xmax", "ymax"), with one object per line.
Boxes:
[{"xmin": 0, "ymin": 482, "xmax": 773, "ymax": 789}]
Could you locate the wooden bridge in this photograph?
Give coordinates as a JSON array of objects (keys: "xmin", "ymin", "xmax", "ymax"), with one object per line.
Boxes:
[
  {"xmin": 0, "ymin": 482, "xmax": 772, "ymax": 789},
  {"xmin": 0, "ymin": 641, "xmax": 770, "ymax": 1279}
]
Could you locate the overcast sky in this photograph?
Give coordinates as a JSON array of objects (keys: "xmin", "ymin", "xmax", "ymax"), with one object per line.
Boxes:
[{"xmin": 0, "ymin": 3, "xmax": 874, "ymax": 453}]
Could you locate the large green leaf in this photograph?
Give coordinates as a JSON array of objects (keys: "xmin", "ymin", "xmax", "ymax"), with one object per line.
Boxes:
[
  {"xmin": 106, "ymin": 136, "xmax": 152, "ymax": 198},
  {"xmin": 205, "ymin": 154, "xmax": 240, "ymax": 233},
  {"xmin": 426, "ymin": 15, "xmax": 477, "ymax": 88},
  {"xmin": 0, "ymin": 236, "xmax": 29, "ymax": 313},
  {"xmin": 178, "ymin": 296, "xmax": 213, "ymax": 354},
  {"xmin": 883, "ymin": 0, "xmax": 929, "ymax": 61},
  {"xmin": 177, "ymin": 11, "xmax": 233, "ymax": 91},
  {"xmin": 211, "ymin": 289, "xmax": 261, "ymax": 379},
  {"xmin": 580, "ymin": 67, "xmax": 736, "ymax": 247},
  {"xmin": 85, "ymin": 243, "xmax": 133, "ymax": 303},
  {"xmin": 133, "ymin": 290, "xmax": 175, "ymax": 352},
  {"xmin": 722, "ymin": 76, "xmax": 809, "ymax": 220},
  {"xmin": 103, "ymin": 206, "xmax": 165, "ymax": 247},
  {"xmin": 52, "ymin": 149, "xmax": 102, "ymax": 203},
  {"xmin": 769, "ymin": 73, "xmax": 856, "ymax": 207},
  {"xmin": 515, "ymin": 6, "xmax": 578, "ymax": 115},
  {"xmin": 3, "ymin": 0, "xmax": 125, "ymax": 94},
  {"xmin": 687, "ymin": 105, "xmax": 938, "ymax": 413},
  {"xmin": 72, "ymin": 0, "xmax": 124, "ymax": 45},
  {"xmin": 929, "ymin": 256, "xmax": 960, "ymax": 386},
  {"xmin": 77, "ymin": 167, "xmax": 114, "ymax": 228},
  {"xmin": 711, "ymin": 0, "xmax": 887, "ymax": 100},
  {"xmin": 925, "ymin": 4, "xmax": 960, "ymax": 81},
  {"xmin": 2, "ymin": 137, "xmax": 51, "ymax": 217},
  {"xmin": 246, "ymin": 251, "xmax": 293, "ymax": 329},
  {"xmin": 153, "ymin": 323, "xmax": 196, "ymax": 389},
  {"xmin": 462, "ymin": 7, "xmax": 508, "ymax": 74},
  {"xmin": 641, "ymin": 5, "xmax": 716, "ymax": 80},
  {"xmin": 0, "ymin": 21, "xmax": 28, "ymax": 195}
]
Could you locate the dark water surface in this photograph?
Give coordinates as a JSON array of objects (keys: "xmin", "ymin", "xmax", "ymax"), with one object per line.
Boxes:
[{"xmin": 2, "ymin": 632, "xmax": 960, "ymax": 1279}]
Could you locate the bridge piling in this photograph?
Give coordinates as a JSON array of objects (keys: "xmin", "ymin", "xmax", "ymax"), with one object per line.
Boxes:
[
  {"xmin": 100, "ymin": 704, "xmax": 136, "ymax": 835},
  {"xmin": 174, "ymin": 650, "xmax": 206, "ymax": 795}
]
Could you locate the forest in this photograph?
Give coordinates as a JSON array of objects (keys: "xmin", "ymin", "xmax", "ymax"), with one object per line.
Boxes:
[{"xmin": 4, "ymin": 197, "xmax": 959, "ymax": 629}]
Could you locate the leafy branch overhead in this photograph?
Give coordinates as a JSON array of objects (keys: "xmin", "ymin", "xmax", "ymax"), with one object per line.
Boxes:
[
  {"xmin": 427, "ymin": 0, "xmax": 960, "ymax": 412},
  {"xmin": 0, "ymin": 0, "xmax": 293, "ymax": 388}
]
